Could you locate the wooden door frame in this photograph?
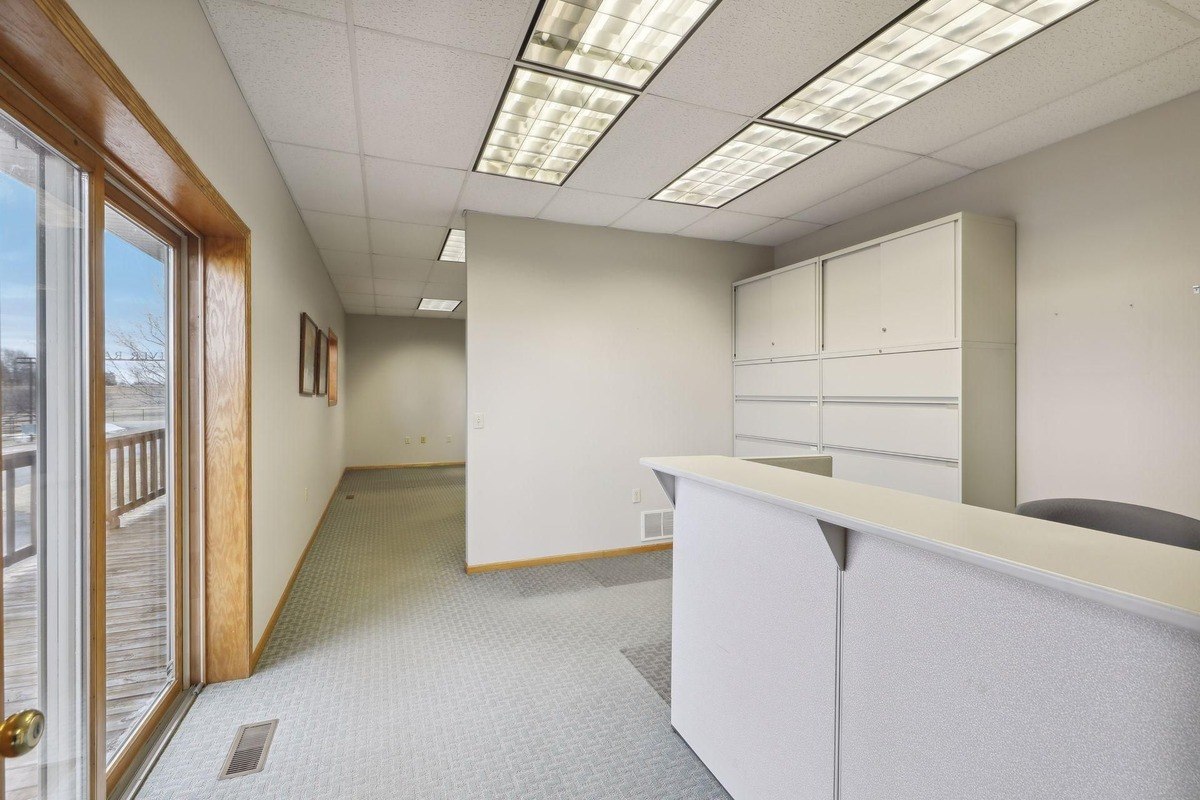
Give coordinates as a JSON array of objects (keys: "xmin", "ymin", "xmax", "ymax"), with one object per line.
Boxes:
[{"xmin": 1, "ymin": 0, "xmax": 255, "ymax": 794}]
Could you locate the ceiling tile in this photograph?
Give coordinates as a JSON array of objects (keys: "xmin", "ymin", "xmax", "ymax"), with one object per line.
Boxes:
[
  {"xmin": 376, "ymin": 308, "xmax": 414, "ymax": 316},
  {"xmin": 255, "ymin": 0, "xmax": 345, "ymax": 21},
  {"xmin": 723, "ymin": 142, "xmax": 915, "ymax": 218},
  {"xmin": 428, "ymin": 261, "xmax": 467, "ymax": 285},
  {"xmin": 343, "ymin": 304, "xmax": 375, "ymax": 314},
  {"xmin": 421, "ymin": 282, "xmax": 467, "ymax": 301},
  {"xmin": 935, "ymin": 39, "xmax": 1200, "ymax": 170},
  {"xmin": 737, "ymin": 219, "xmax": 825, "ymax": 247},
  {"xmin": 339, "ymin": 291, "xmax": 375, "ymax": 307},
  {"xmin": 414, "ymin": 309, "xmax": 458, "ymax": 318},
  {"xmin": 302, "ymin": 210, "xmax": 370, "ymax": 252},
  {"xmin": 376, "ymin": 295, "xmax": 421, "ymax": 310},
  {"xmin": 352, "ymin": 0, "xmax": 532, "ymax": 58},
  {"xmin": 365, "ymin": 157, "xmax": 466, "ymax": 226},
  {"xmin": 271, "ymin": 142, "xmax": 365, "ymax": 216},
  {"xmin": 568, "ymin": 95, "xmax": 749, "ymax": 197},
  {"xmin": 369, "ymin": 219, "xmax": 446, "ymax": 258},
  {"xmin": 648, "ymin": 0, "xmax": 915, "ymax": 116},
  {"xmin": 372, "ymin": 255, "xmax": 435, "ymax": 281},
  {"xmin": 374, "ymin": 279, "xmax": 427, "ymax": 297},
  {"xmin": 355, "ymin": 27, "xmax": 508, "ymax": 168},
  {"xmin": 332, "ymin": 275, "xmax": 375, "ymax": 294},
  {"xmin": 610, "ymin": 200, "xmax": 711, "ymax": 234},
  {"xmin": 794, "ymin": 159, "xmax": 973, "ymax": 226},
  {"xmin": 320, "ymin": 249, "xmax": 372, "ymax": 276},
  {"xmin": 537, "ymin": 189, "xmax": 642, "ymax": 227},
  {"xmin": 454, "ymin": 173, "xmax": 558, "ymax": 223},
  {"xmin": 854, "ymin": 0, "xmax": 1199, "ymax": 155},
  {"xmin": 678, "ymin": 210, "xmax": 777, "ymax": 242},
  {"xmin": 203, "ymin": 0, "xmax": 358, "ymax": 151}
]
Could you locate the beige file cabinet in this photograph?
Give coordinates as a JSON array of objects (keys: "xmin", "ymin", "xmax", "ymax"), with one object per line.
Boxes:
[{"xmin": 731, "ymin": 213, "xmax": 1016, "ymax": 511}]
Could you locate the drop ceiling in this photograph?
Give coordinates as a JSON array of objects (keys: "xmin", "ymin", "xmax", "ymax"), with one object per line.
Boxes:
[{"xmin": 201, "ymin": 0, "xmax": 1200, "ymax": 317}]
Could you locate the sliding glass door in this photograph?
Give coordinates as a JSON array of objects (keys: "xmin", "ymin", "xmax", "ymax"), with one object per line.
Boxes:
[
  {"xmin": 1, "ymin": 98, "xmax": 187, "ymax": 797},
  {"xmin": 100, "ymin": 198, "xmax": 182, "ymax": 784},
  {"xmin": 1, "ymin": 108, "xmax": 89, "ymax": 800}
]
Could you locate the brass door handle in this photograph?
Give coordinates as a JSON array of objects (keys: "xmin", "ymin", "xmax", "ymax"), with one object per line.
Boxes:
[{"xmin": 1, "ymin": 709, "xmax": 45, "ymax": 758}]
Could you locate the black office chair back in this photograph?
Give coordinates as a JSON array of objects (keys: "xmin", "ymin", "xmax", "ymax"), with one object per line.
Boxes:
[{"xmin": 1015, "ymin": 498, "xmax": 1200, "ymax": 551}]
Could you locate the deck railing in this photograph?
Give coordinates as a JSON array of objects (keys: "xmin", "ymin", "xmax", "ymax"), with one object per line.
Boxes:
[
  {"xmin": 106, "ymin": 427, "xmax": 167, "ymax": 528},
  {"xmin": 2, "ymin": 447, "xmax": 36, "ymax": 568},
  {"xmin": 1, "ymin": 426, "xmax": 166, "ymax": 567}
]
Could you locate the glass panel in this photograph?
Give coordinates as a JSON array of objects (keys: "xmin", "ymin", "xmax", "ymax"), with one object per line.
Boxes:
[
  {"xmin": 101, "ymin": 204, "xmax": 175, "ymax": 762},
  {"xmin": 1, "ymin": 110, "xmax": 88, "ymax": 800}
]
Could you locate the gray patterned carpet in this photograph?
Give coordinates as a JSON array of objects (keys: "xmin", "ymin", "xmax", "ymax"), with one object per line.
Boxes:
[{"xmin": 138, "ymin": 466, "xmax": 728, "ymax": 799}]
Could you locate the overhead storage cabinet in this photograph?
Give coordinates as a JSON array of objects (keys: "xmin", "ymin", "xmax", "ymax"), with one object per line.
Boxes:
[{"xmin": 731, "ymin": 213, "xmax": 1016, "ymax": 511}]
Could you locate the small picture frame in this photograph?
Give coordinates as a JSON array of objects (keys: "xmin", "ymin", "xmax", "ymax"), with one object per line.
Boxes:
[
  {"xmin": 315, "ymin": 329, "xmax": 328, "ymax": 396},
  {"xmin": 326, "ymin": 329, "xmax": 339, "ymax": 406},
  {"xmin": 299, "ymin": 313, "xmax": 318, "ymax": 396}
]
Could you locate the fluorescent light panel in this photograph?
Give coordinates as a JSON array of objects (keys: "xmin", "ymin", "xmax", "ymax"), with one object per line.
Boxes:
[
  {"xmin": 419, "ymin": 298, "xmax": 461, "ymax": 312},
  {"xmin": 522, "ymin": 0, "xmax": 717, "ymax": 89},
  {"xmin": 475, "ymin": 67, "xmax": 634, "ymax": 185},
  {"xmin": 765, "ymin": 0, "xmax": 1097, "ymax": 136},
  {"xmin": 439, "ymin": 229, "xmax": 466, "ymax": 262},
  {"xmin": 654, "ymin": 123, "xmax": 836, "ymax": 208}
]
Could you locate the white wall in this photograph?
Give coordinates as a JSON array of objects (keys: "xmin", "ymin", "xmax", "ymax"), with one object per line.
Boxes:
[
  {"xmin": 466, "ymin": 214, "xmax": 772, "ymax": 567},
  {"xmin": 68, "ymin": 0, "xmax": 347, "ymax": 641},
  {"xmin": 344, "ymin": 315, "xmax": 465, "ymax": 466},
  {"xmin": 775, "ymin": 91, "xmax": 1200, "ymax": 520}
]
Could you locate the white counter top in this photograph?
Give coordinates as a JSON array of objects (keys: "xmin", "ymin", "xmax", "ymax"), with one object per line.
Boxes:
[{"xmin": 641, "ymin": 455, "xmax": 1200, "ymax": 633}]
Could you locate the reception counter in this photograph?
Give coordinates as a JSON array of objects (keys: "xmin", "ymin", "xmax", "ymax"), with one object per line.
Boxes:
[{"xmin": 641, "ymin": 455, "xmax": 1200, "ymax": 800}]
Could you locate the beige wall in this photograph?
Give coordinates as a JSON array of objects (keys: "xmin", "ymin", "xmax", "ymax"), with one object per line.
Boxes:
[
  {"xmin": 69, "ymin": 0, "xmax": 347, "ymax": 641},
  {"xmin": 345, "ymin": 315, "xmax": 465, "ymax": 466},
  {"xmin": 466, "ymin": 214, "xmax": 773, "ymax": 567},
  {"xmin": 775, "ymin": 91, "xmax": 1200, "ymax": 519}
]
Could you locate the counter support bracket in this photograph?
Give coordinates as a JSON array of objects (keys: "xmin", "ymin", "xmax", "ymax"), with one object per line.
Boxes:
[
  {"xmin": 652, "ymin": 470, "xmax": 677, "ymax": 507},
  {"xmin": 818, "ymin": 521, "xmax": 847, "ymax": 571}
]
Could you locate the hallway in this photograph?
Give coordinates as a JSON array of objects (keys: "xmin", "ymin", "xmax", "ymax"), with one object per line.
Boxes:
[{"xmin": 139, "ymin": 467, "xmax": 726, "ymax": 799}]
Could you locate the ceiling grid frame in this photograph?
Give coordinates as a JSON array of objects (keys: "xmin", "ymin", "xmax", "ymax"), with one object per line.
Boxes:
[{"xmin": 198, "ymin": 0, "xmax": 1200, "ymax": 315}]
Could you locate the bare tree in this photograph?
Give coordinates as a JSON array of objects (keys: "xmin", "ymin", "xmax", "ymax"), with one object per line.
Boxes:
[{"xmin": 108, "ymin": 311, "xmax": 167, "ymax": 401}]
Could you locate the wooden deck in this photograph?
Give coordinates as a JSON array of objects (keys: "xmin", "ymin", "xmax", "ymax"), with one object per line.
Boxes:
[{"xmin": 3, "ymin": 497, "xmax": 171, "ymax": 800}]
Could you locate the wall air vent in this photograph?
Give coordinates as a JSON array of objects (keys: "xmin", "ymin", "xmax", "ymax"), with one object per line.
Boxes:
[
  {"xmin": 219, "ymin": 720, "xmax": 277, "ymax": 780},
  {"xmin": 642, "ymin": 509, "xmax": 674, "ymax": 542}
]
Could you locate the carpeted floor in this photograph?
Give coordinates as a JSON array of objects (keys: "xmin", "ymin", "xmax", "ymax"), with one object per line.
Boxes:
[{"xmin": 138, "ymin": 466, "xmax": 728, "ymax": 799}]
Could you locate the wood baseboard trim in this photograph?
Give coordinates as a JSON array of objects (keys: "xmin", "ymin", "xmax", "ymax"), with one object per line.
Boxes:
[
  {"xmin": 345, "ymin": 461, "xmax": 466, "ymax": 471},
  {"xmin": 465, "ymin": 541, "xmax": 673, "ymax": 574},
  {"xmin": 251, "ymin": 480, "xmax": 340, "ymax": 670}
]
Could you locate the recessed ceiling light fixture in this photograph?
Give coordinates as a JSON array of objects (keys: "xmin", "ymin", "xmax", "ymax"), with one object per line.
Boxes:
[
  {"xmin": 474, "ymin": 67, "xmax": 634, "ymax": 185},
  {"xmin": 653, "ymin": 123, "xmax": 837, "ymax": 208},
  {"xmin": 765, "ymin": 0, "xmax": 1098, "ymax": 136},
  {"xmin": 439, "ymin": 229, "xmax": 466, "ymax": 262},
  {"xmin": 521, "ymin": 0, "xmax": 722, "ymax": 89},
  {"xmin": 419, "ymin": 298, "xmax": 462, "ymax": 312}
]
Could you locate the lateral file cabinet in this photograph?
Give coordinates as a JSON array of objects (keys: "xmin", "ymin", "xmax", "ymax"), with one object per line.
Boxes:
[{"xmin": 732, "ymin": 213, "xmax": 1016, "ymax": 510}]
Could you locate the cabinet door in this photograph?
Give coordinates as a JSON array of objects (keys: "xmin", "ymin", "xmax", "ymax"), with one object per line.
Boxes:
[
  {"xmin": 822, "ymin": 245, "xmax": 881, "ymax": 353},
  {"xmin": 770, "ymin": 263, "xmax": 818, "ymax": 357},
  {"xmin": 881, "ymin": 222, "xmax": 956, "ymax": 346},
  {"xmin": 734, "ymin": 277, "xmax": 772, "ymax": 361}
]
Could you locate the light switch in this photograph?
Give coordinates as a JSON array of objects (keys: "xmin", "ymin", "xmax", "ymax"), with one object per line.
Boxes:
[{"xmin": 472, "ymin": 413, "xmax": 484, "ymax": 429}]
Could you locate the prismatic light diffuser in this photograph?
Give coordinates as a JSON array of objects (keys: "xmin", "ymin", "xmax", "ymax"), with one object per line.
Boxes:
[
  {"xmin": 474, "ymin": 67, "xmax": 634, "ymax": 185},
  {"xmin": 765, "ymin": 0, "xmax": 1099, "ymax": 136},
  {"xmin": 439, "ymin": 229, "xmax": 466, "ymax": 262},
  {"xmin": 654, "ymin": 123, "xmax": 837, "ymax": 208},
  {"xmin": 522, "ymin": 0, "xmax": 720, "ymax": 89}
]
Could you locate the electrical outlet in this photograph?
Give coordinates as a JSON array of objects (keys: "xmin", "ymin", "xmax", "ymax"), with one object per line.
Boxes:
[
  {"xmin": 632, "ymin": 489, "xmax": 642, "ymax": 503},
  {"xmin": 420, "ymin": 435, "xmax": 427, "ymax": 444},
  {"xmin": 472, "ymin": 412, "xmax": 484, "ymax": 429},
  {"xmin": 404, "ymin": 435, "xmax": 411, "ymax": 445},
  {"xmin": 304, "ymin": 487, "xmax": 309, "ymax": 503},
  {"xmin": 446, "ymin": 435, "xmax": 452, "ymax": 443}
]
